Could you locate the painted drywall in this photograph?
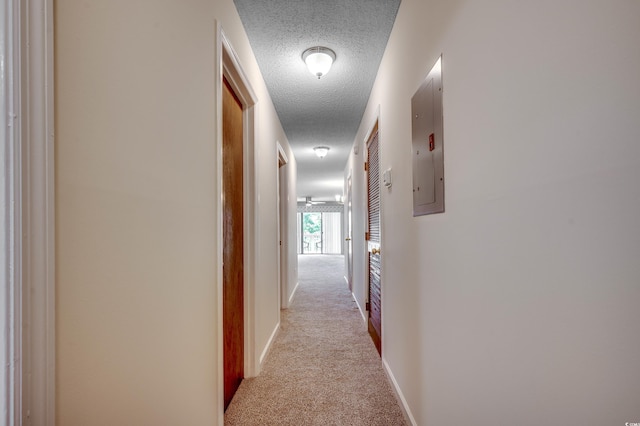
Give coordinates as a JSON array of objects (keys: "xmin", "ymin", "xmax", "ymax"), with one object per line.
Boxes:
[
  {"xmin": 55, "ymin": 0, "xmax": 294, "ymax": 424},
  {"xmin": 348, "ymin": 0, "xmax": 640, "ymax": 425},
  {"xmin": 251, "ymin": 76, "xmax": 295, "ymax": 373}
]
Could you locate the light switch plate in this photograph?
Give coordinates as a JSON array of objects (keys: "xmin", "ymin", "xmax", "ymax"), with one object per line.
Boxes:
[{"xmin": 382, "ymin": 168, "xmax": 392, "ymax": 188}]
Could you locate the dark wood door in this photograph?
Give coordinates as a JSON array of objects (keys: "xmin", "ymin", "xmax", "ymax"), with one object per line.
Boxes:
[
  {"xmin": 223, "ymin": 77, "xmax": 244, "ymax": 410},
  {"xmin": 366, "ymin": 124, "xmax": 382, "ymax": 355}
]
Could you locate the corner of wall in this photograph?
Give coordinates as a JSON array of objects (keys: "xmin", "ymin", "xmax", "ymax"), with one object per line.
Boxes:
[
  {"xmin": 382, "ymin": 358, "xmax": 417, "ymax": 426},
  {"xmin": 258, "ymin": 322, "xmax": 281, "ymax": 368}
]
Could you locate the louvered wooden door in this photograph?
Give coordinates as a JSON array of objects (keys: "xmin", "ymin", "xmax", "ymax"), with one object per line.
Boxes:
[{"xmin": 366, "ymin": 124, "xmax": 382, "ymax": 355}]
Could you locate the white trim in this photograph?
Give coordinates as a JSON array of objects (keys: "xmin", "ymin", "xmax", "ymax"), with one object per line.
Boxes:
[
  {"xmin": 276, "ymin": 150, "xmax": 281, "ymax": 310},
  {"xmin": 242, "ymin": 74, "xmax": 259, "ymax": 379},
  {"xmin": 259, "ymin": 322, "xmax": 280, "ymax": 366},
  {"xmin": 276, "ymin": 142, "xmax": 289, "ymax": 309},
  {"xmin": 21, "ymin": 0, "xmax": 55, "ymax": 424},
  {"xmin": 344, "ymin": 171, "xmax": 353, "ymax": 290},
  {"xmin": 288, "ymin": 281, "xmax": 300, "ymax": 306},
  {"xmin": 362, "ymin": 105, "xmax": 381, "ymax": 148},
  {"xmin": 276, "ymin": 142, "xmax": 289, "ymax": 165},
  {"xmin": 216, "ymin": 23, "xmax": 260, "ymax": 424},
  {"xmin": 363, "ymin": 114, "xmax": 380, "ymax": 308},
  {"xmin": 382, "ymin": 358, "xmax": 417, "ymax": 426},
  {"xmin": 1, "ymin": 0, "xmax": 21, "ymax": 423},
  {"xmin": 351, "ymin": 291, "xmax": 367, "ymax": 324},
  {"xmin": 215, "ymin": 22, "xmax": 224, "ymax": 426}
]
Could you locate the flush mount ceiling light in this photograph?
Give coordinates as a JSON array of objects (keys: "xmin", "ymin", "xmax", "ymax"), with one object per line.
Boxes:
[
  {"xmin": 313, "ymin": 146, "xmax": 330, "ymax": 158},
  {"xmin": 302, "ymin": 46, "xmax": 336, "ymax": 79}
]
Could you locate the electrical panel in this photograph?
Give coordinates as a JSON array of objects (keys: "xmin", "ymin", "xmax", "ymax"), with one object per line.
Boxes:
[{"xmin": 412, "ymin": 56, "xmax": 444, "ymax": 216}]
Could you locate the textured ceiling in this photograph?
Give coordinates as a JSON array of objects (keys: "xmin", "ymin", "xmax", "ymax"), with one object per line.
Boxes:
[{"xmin": 233, "ymin": 0, "xmax": 401, "ymax": 201}]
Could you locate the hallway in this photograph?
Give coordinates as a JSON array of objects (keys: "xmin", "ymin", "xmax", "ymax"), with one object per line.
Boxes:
[{"xmin": 224, "ymin": 255, "xmax": 406, "ymax": 425}]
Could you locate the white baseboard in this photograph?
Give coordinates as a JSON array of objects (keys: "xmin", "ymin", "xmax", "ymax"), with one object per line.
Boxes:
[
  {"xmin": 382, "ymin": 357, "xmax": 417, "ymax": 426},
  {"xmin": 259, "ymin": 322, "xmax": 280, "ymax": 366},
  {"xmin": 351, "ymin": 292, "xmax": 367, "ymax": 324},
  {"xmin": 288, "ymin": 281, "xmax": 300, "ymax": 305}
]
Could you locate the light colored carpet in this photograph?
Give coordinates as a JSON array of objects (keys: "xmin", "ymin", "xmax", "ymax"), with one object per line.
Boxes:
[{"xmin": 224, "ymin": 254, "xmax": 407, "ymax": 425}]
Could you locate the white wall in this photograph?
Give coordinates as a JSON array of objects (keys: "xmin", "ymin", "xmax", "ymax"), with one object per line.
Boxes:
[
  {"xmin": 55, "ymin": 0, "xmax": 294, "ymax": 424},
  {"xmin": 251, "ymin": 73, "xmax": 296, "ymax": 370},
  {"xmin": 348, "ymin": 0, "xmax": 640, "ymax": 424}
]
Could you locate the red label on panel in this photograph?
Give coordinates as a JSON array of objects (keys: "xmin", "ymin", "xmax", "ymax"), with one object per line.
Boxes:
[{"xmin": 429, "ymin": 133, "xmax": 435, "ymax": 151}]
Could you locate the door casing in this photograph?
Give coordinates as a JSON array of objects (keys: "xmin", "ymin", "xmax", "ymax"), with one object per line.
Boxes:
[
  {"xmin": 277, "ymin": 143, "xmax": 289, "ymax": 309},
  {"xmin": 346, "ymin": 173, "xmax": 353, "ymax": 291},
  {"xmin": 216, "ymin": 25, "xmax": 260, "ymax": 421},
  {"xmin": 222, "ymin": 77, "xmax": 245, "ymax": 410},
  {"xmin": 365, "ymin": 121, "xmax": 382, "ymax": 356}
]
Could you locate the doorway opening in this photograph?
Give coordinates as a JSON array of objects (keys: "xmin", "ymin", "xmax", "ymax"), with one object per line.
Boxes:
[
  {"xmin": 365, "ymin": 121, "xmax": 382, "ymax": 356},
  {"xmin": 297, "ymin": 211, "xmax": 343, "ymax": 255},
  {"xmin": 346, "ymin": 173, "xmax": 353, "ymax": 291},
  {"xmin": 277, "ymin": 143, "xmax": 289, "ymax": 309},
  {"xmin": 222, "ymin": 76, "xmax": 245, "ymax": 411},
  {"xmin": 217, "ymin": 25, "xmax": 260, "ymax": 416}
]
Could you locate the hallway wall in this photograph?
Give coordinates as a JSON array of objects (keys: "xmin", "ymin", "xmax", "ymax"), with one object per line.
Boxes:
[
  {"xmin": 55, "ymin": 0, "xmax": 294, "ymax": 424},
  {"xmin": 347, "ymin": 0, "xmax": 640, "ymax": 424}
]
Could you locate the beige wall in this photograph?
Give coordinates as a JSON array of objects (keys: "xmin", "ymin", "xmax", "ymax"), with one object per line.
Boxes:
[
  {"xmin": 55, "ymin": 0, "xmax": 294, "ymax": 424},
  {"xmin": 348, "ymin": 0, "xmax": 640, "ymax": 424}
]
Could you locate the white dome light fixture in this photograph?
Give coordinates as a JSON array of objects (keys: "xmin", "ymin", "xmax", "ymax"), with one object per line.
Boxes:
[
  {"xmin": 313, "ymin": 146, "xmax": 330, "ymax": 159},
  {"xmin": 302, "ymin": 47, "xmax": 336, "ymax": 79}
]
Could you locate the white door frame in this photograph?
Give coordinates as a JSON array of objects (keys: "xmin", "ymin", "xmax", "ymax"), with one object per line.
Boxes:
[
  {"xmin": 22, "ymin": 0, "xmax": 56, "ymax": 422},
  {"xmin": 1, "ymin": 1, "xmax": 22, "ymax": 423},
  {"xmin": 2, "ymin": 0, "xmax": 56, "ymax": 424},
  {"xmin": 276, "ymin": 143, "xmax": 289, "ymax": 309},
  {"xmin": 216, "ymin": 24, "xmax": 260, "ymax": 423},
  {"xmin": 344, "ymin": 172, "xmax": 353, "ymax": 290}
]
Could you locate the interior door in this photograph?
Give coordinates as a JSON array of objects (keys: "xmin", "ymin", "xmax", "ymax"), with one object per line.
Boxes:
[
  {"xmin": 346, "ymin": 175, "xmax": 353, "ymax": 291},
  {"xmin": 366, "ymin": 124, "xmax": 382, "ymax": 355},
  {"xmin": 222, "ymin": 77, "xmax": 244, "ymax": 410}
]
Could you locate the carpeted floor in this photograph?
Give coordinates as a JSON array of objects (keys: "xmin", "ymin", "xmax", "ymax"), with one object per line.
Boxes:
[{"xmin": 224, "ymin": 254, "xmax": 407, "ymax": 425}]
